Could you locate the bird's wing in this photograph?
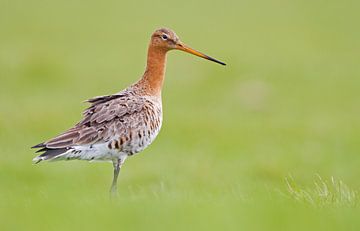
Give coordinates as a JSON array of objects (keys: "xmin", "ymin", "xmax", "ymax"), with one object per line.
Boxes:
[{"xmin": 33, "ymin": 91, "xmax": 147, "ymax": 150}]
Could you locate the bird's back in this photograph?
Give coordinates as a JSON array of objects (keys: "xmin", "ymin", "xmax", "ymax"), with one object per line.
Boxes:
[{"xmin": 32, "ymin": 86, "xmax": 162, "ymax": 163}]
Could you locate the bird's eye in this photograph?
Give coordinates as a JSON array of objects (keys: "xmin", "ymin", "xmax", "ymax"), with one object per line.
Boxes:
[{"xmin": 161, "ymin": 34, "xmax": 168, "ymax": 40}]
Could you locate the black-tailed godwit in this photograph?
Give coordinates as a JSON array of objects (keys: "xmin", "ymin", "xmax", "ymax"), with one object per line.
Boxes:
[{"xmin": 32, "ymin": 28, "xmax": 226, "ymax": 194}]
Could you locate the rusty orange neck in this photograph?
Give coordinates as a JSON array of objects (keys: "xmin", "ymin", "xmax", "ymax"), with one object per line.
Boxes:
[{"xmin": 140, "ymin": 45, "xmax": 167, "ymax": 96}]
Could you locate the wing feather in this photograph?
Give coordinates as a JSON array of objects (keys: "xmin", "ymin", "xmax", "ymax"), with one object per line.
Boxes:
[{"xmin": 33, "ymin": 89, "xmax": 146, "ymax": 152}]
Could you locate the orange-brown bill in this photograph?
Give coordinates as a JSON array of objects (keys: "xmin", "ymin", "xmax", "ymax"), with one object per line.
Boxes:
[{"xmin": 176, "ymin": 42, "xmax": 226, "ymax": 66}]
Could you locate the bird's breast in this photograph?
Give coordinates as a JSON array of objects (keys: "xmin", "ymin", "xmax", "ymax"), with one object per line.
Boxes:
[{"xmin": 108, "ymin": 98, "xmax": 163, "ymax": 156}]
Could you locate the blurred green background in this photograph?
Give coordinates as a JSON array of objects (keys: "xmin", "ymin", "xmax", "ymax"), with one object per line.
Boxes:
[{"xmin": 1, "ymin": 0, "xmax": 360, "ymax": 230}]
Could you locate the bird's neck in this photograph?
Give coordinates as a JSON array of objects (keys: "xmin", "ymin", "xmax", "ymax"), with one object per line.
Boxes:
[{"xmin": 139, "ymin": 45, "xmax": 167, "ymax": 96}]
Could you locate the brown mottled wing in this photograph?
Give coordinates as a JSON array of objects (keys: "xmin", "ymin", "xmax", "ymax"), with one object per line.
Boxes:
[{"xmin": 34, "ymin": 91, "xmax": 146, "ymax": 150}]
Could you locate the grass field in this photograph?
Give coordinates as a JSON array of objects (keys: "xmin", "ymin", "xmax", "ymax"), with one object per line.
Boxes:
[{"xmin": 1, "ymin": 0, "xmax": 360, "ymax": 230}]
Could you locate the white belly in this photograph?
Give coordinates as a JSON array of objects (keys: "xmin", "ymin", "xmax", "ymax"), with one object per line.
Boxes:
[{"xmin": 54, "ymin": 119, "xmax": 162, "ymax": 162}]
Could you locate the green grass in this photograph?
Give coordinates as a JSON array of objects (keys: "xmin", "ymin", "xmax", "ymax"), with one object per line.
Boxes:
[
  {"xmin": 1, "ymin": 0, "xmax": 360, "ymax": 230},
  {"xmin": 286, "ymin": 175, "xmax": 359, "ymax": 207}
]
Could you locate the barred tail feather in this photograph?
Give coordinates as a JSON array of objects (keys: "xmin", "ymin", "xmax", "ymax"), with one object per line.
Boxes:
[{"xmin": 32, "ymin": 148, "xmax": 68, "ymax": 164}]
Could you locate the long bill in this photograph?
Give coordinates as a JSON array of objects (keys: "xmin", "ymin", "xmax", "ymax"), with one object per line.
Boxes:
[{"xmin": 176, "ymin": 42, "xmax": 226, "ymax": 66}]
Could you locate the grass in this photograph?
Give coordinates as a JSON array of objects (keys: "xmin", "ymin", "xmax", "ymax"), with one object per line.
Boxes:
[
  {"xmin": 286, "ymin": 175, "xmax": 359, "ymax": 207},
  {"xmin": 1, "ymin": 0, "xmax": 360, "ymax": 230}
]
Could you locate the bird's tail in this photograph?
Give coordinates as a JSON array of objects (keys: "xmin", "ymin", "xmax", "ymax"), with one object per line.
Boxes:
[{"xmin": 32, "ymin": 143, "xmax": 68, "ymax": 164}]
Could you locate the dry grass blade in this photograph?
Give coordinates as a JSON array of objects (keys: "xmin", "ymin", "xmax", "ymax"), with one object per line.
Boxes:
[{"xmin": 285, "ymin": 175, "xmax": 359, "ymax": 208}]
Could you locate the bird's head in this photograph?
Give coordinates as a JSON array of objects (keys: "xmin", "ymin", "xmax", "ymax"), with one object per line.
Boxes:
[{"xmin": 150, "ymin": 28, "xmax": 226, "ymax": 66}]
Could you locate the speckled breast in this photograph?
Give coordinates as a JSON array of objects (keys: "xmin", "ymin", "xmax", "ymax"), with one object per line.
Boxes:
[{"xmin": 107, "ymin": 97, "xmax": 162, "ymax": 156}]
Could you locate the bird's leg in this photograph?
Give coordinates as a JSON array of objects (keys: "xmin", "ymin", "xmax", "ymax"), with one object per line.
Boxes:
[{"xmin": 110, "ymin": 158, "xmax": 122, "ymax": 197}]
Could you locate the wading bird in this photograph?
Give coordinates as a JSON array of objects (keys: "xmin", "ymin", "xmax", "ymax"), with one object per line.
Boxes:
[{"xmin": 32, "ymin": 28, "xmax": 226, "ymax": 195}]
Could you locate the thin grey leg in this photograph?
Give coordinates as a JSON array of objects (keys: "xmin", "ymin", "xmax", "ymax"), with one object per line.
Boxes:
[{"xmin": 110, "ymin": 159, "xmax": 121, "ymax": 197}]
